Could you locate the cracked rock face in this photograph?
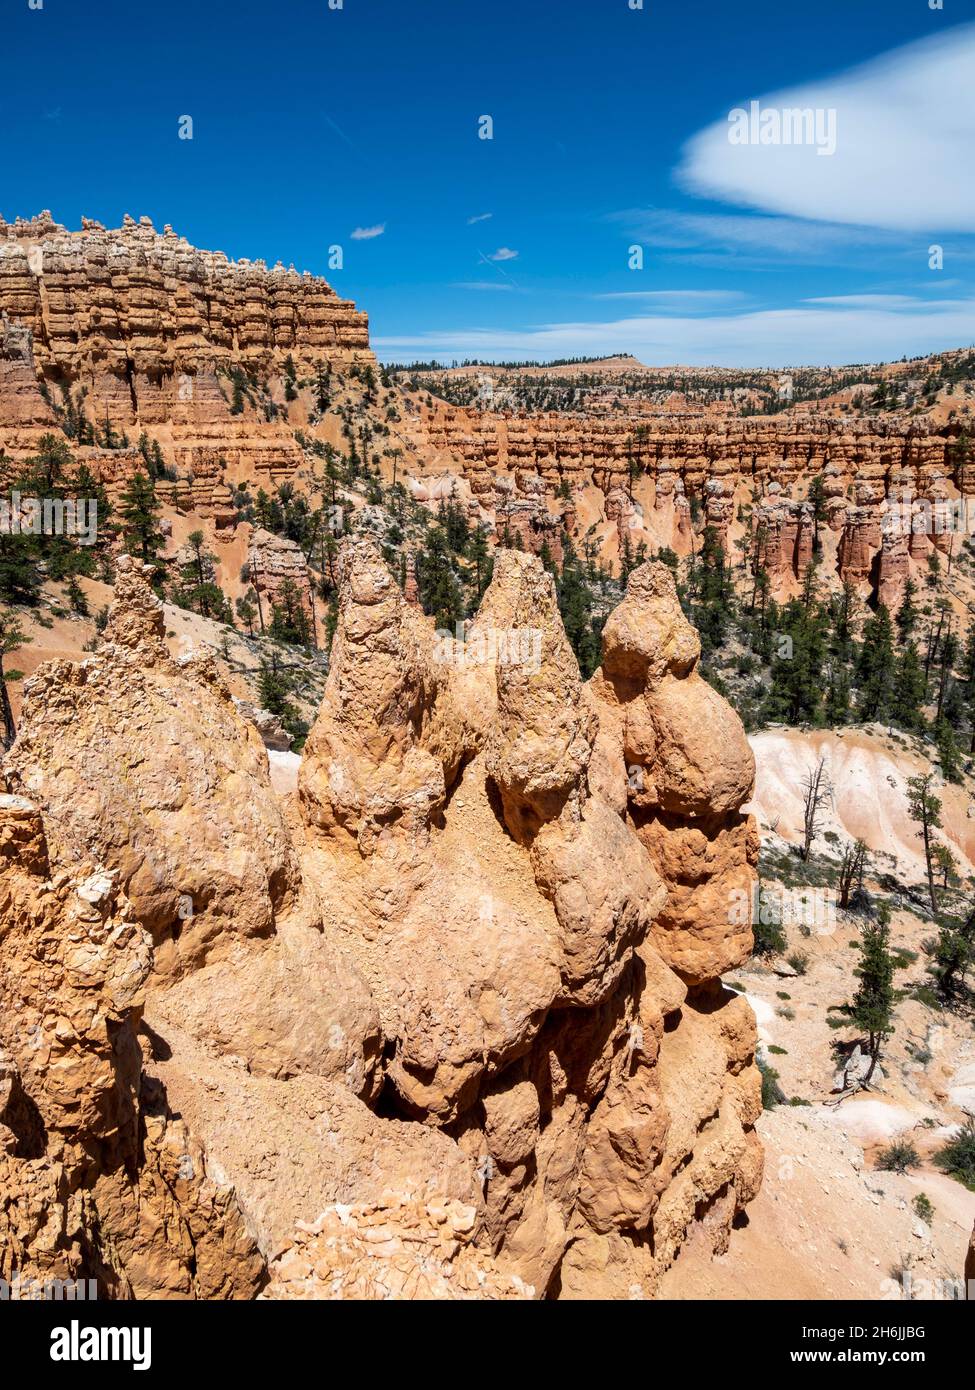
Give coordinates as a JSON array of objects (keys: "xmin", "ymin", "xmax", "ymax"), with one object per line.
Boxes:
[
  {"xmin": 2, "ymin": 538, "xmax": 762, "ymax": 1299},
  {"xmin": 0, "ymin": 796, "xmax": 265, "ymax": 1298}
]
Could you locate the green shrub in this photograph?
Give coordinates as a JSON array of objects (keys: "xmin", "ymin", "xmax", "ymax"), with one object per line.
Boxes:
[
  {"xmin": 757, "ymin": 1056, "xmax": 785, "ymax": 1110},
  {"xmin": 877, "ymin": 1140, "xmax": 920, "ymax": 1174},
  {"xmin": 912, "ymin": 1193, "xmax": 935, "ymax": 1225},
  {"xmin": 934, "ymin": 1120, "xmax": 975, "ymax": 1191},
  {"xmin": 787, "ymin": 951, "xmax": 810, "ymax": 976}
]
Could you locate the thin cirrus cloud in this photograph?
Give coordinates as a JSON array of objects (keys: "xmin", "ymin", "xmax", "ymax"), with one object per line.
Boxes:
[
  {"xmin": 467, "ymin": 213, "xmax": 493, "ymax": 225},
  {"xmin": 594, "ymin": 288, "xmax": 746, "ymax": 307},
  {"xmin": 610, "ymin": 208, "xmax": 899, "ymax": 262},
  {"xmin": 451, "ymin": 280, "xmax": 516, "ymax": 292},
  {"xmin": 676, "ymin": 23, "xmax": 975, "ymax": 233},
  {"xmin": 486, "ymin": 247, "xmax": 518, "ymax": 261},
  {"xmin": 374, "ymin": 295, "xmax": 975, "ymax": 369},
  {"xmin": 350, "ymin": 223, "xmax": 386, "ymax": 240}
]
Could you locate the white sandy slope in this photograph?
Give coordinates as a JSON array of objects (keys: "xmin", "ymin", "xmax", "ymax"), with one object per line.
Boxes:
[{"xmin": 747, "ymin": 726, "xmax": 975, "ymax": 882}]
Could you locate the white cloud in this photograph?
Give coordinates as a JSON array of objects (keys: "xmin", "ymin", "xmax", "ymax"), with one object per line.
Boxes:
[
  {"xmin": 595, "ymin": 288, "xmax": 746, "ymax": 305},
  {"xmin": 452, "ymin": 281, "xmax": 515, "ymax": 291},
  {"xmin": 610, "ymin": 207, "xmax": 900, "ymax": 263},
  {"xmin": 803, "ymin": 294, "xmax": 919, "ymax": 308},
  {"xmin": 677, "ymin": 23, "xmax": 975, "ymax": 232},
  {"xmin": 351, "ymin": 223, "xmax": 386, "ymax": 240},
  {"xmin": 487, "ymin": 247, "xmax": 518, "ymax": 261},
  {"xmin": 467, "ymin": 213, "xmax": 493, "ymax": 225},
  {"xmin": 375, "ymin": 296, "xmax": 975, "ymax": 368}
]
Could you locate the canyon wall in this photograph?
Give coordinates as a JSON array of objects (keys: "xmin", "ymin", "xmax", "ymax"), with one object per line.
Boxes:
[
  {"xmin": 403, "ymin": 402, "xmax": 963, "ymax": 609},
  {"xmin": 0, "ymin": 213, "xmax": 372, "ymax": 479}
]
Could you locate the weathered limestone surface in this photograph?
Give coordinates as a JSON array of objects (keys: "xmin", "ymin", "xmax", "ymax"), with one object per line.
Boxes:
[{"xmin": 3, "ymin": 538, "xmax": 762, "ymax": 1299}]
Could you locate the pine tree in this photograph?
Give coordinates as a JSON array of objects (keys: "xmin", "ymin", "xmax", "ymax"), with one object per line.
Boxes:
[
  {"xmin": 838, "ymin": 839, "xmax": 868, "ymax": 909},
  {"xmin": 556, "ymin": 538, "xmax": 600, "ymax": 678},
  {"xmin": 838, "ymin": 903, "xmax": 897, "ymax": 1088},
  {"xmin": 258, "ymin": 654, "xmax": 294, "ymax": 720},
  {"xmin": 890, "ymin": 640, "xmax": 926, "ymax": 730},
  {"xmin": 693, "ymin": 525, "xmax": 731, "ymax": 653},
  {"xmin": 906, "ymin": 773, "xmax": 943, "ymax": 918},
  {"xmin": 235, "ymin": 593, "xmax": 257, "ymax": 637},
  {"xmin": 283, "ymin": 354, "xmax": 298, "ymax": 402},
  {"xmin": 928, "ymin": 902, "xmax": 975, "ymax": 1002},
  {"xmin": 119, "ymin": 472, "xmax": 164, "ymax": 564},
  {"xmin": 269, "ymin": 578, "xmax": 312, "ymax": 646},
  {"xmin": 417, "ymin": 525, "xmax": 463, "ymax": 632},
  {"xmin": 896, "ymin": 580, "xmax": 918, "ymax": 640},
  {"xmin": 0, "ymin": 531, "xmax": 42, "ymax": 605},
  {"xmin": 935, "ymin": 718, "xmax": 962, "ymax": 783},
  {"xmin": 32, "ymin": 432, "xmax": 73, "ymax": 492},
  {"xmin": 765, "ymin": 598, "xmax": 827, "ymax": 724},
  {"xmin": 0, "ymin": 610, "xmax": 27, "ymax": 750},
  {"xmin": 468, "ymin": 524, "xmax": 492, "ymax": 602},
  {"xmin": 65, "ymin": 573, "xmax": 88, "ymax": 616},
  {"xmin": 856, "ymin": 605, "xmax": 895, "ymax": 721}
]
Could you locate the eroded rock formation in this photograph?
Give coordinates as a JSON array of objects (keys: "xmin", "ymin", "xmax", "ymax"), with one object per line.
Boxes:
[
  {"xmin": 0, "ymin": 794, "xmax": 265, "ymax": 1298},
  {"xmin": 2, "ymin": 525, "xmax": 761, "ymax": 1299}
]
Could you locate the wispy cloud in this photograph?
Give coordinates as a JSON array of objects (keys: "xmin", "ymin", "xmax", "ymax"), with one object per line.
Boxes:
[
  {"xmin": 324, "ymin": 114, "xmax": 359, "ymax": 153},
  {"xmin": 676, "ymin": 24, "xmax": 975, "ymax": 233},
  {"xmin": 609, "ymin": 207, "xmax": 895, "ymax": 261},
  {"xmin": 594, "ymin": 288, "xmax": 746, "ymax": 307},
  {"xmin": 351, "ymin": 223, "xmax": 386, "ymax": 240},
  {"xmin": 486, "ymin": 246, "xmax": 518, "ymax": 261},
  {"xmin": 375, "ymin": 296, "xmax": 975, "ymax": 368},
  {"xmin": 803, "ymin": 293, "xmax": 919, "ymax": 308},
  {"xmin": 467, "ymin": 212, "xmax": 493, "ymax": 225},
  {"xmin": 452, "ymin": 280, "xmax": 516, "ymax": 291}
]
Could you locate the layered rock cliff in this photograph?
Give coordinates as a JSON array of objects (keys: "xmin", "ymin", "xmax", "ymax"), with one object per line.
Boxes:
[
  {"xmin": 402, "ymin": 399, "xmax": 965, "ymax": 612},
  {"xmin": 0, "ymin": 215, "xmax": 967, "ymax": 618},
  {"xmin": 1, "ymin": 535, "xmax": 761, "ymax": 1299},
  {"xmin": 0, "ymin": 212, "xmax": 372, "ymax": 478}
]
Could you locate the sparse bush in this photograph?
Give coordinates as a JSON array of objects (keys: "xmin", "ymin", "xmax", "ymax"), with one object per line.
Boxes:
[
  {"xmin": 787, "ymin": 951, "xmax": 810, "ymax": 976},
  {"xmin": 876, "ymin": 1140, "xmax": 920, "ymax": 1174},
  {"xmin": 911, "ymin": 983, "xmax": 943, "ymax": 1010},
  {"xmin": 934, "ymin": 1119, "xmax": 975, "ymax": 1190},
  {"xmin": 757, "ymin": 1055, "xmax": 785, "ymax": 1110},
  {"xmin": 912, "ymin": 1193, "xmax": 935, "ymax": 1225}
]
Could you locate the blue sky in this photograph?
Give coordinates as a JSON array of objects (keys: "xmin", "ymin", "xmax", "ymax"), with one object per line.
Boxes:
[{"xmin": 4, "ymin": 0, "xmax": 974, "ymax": 366}]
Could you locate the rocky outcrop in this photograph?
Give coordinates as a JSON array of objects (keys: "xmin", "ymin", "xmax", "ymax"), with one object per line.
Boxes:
[
  {"xmin": 3, "ymin": 534, "xmax": 761, "ymax": 1299},
  {"xmin": 0, "ymin": 213, "xmax": 371, "ymax": 483},
  {"xmin": 297, "ymin": 532, "xmax": 761, "ymax": 1295},
  {"xmin": 0, "ymin": 212, "xmax": 371, "ymax": 384},
  {"xmin": 263, "ymin": 1198, "xmax": 531, "ymax": 1300},
  {"xmin": 246, "ymin": 526, "xmax": 317, "ymax": 639},
  {"xmin": 0, "ymin": 794, "xmax": 265, "ymax": 1298},
  {"xmin": 4, "ymin": 557, "xmax": 300, "ymax": 980}
]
